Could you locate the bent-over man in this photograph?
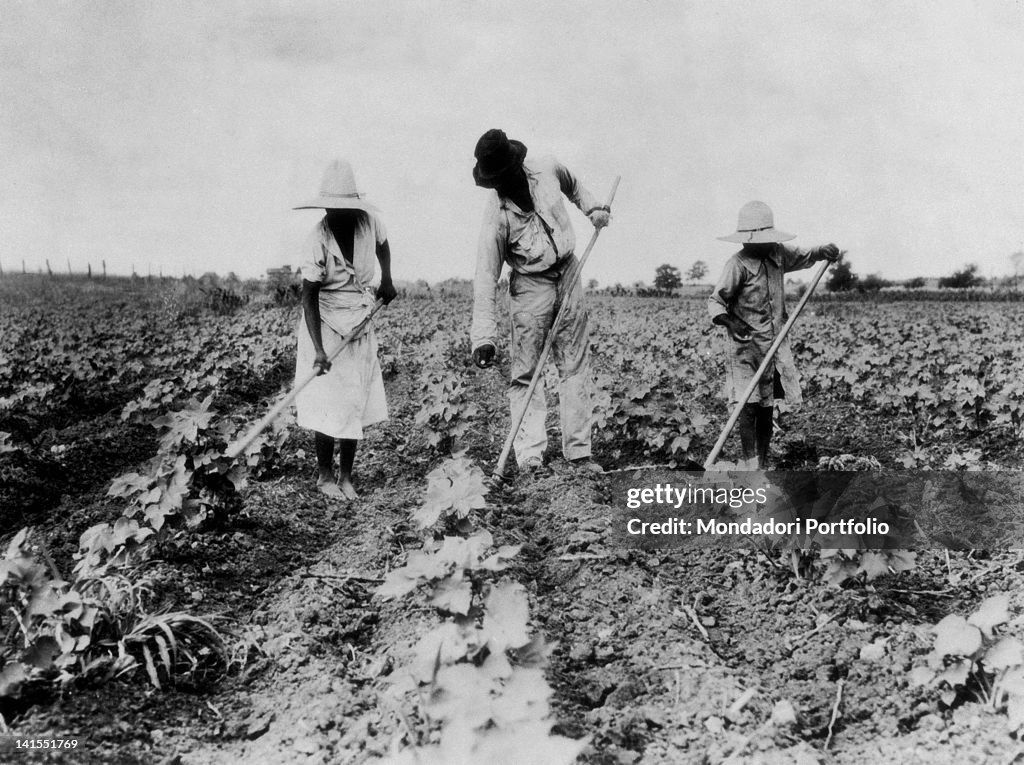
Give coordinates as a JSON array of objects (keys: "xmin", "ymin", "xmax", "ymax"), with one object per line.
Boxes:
[{"xmin": 470, "ymin": 129, "xmax": 610, "ymax": 473}]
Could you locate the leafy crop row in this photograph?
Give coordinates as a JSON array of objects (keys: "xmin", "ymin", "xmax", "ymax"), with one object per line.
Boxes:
[
  {"xmin": 1, "ymin": 287, "xmax": 302, "ymax": 705},
  {"xmin": 584, "ymin": 297, "xmax": 1024, "ymax": 467},
  {"xmin": 376, "ymin": 455, "xmax": 585, "ymax": 763}
]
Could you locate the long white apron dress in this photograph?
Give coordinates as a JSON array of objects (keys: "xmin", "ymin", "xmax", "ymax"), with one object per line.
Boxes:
[{"xmin": 294, "ymin": 214, "xmax": 388, "ymax": 439}]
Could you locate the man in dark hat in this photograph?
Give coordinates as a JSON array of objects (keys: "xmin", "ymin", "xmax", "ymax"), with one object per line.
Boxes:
[{"xmin": 470, "ymin": 128, "xmax": 610, "ymax": 473}]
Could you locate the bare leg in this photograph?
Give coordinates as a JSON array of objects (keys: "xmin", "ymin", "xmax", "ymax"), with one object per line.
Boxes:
[
  {"xmin": 738, "ymin": 403, "xmax": 759, "ymax": 467},
  {"xmin": 338, "ymin": 439, "xmax": 359, "ymax": 500},
  {"xmin": 755, "ymin": 405, "xmax": 774, "ymax": 469},
  {"xmin": 314, "ymin": 432, "xmax": 343, "ymax": 498}
]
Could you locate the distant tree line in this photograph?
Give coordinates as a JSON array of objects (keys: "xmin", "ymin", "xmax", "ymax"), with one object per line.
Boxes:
[{"xmin": 826, "ymin": 259, "xmax": 991, "ymax": 293}]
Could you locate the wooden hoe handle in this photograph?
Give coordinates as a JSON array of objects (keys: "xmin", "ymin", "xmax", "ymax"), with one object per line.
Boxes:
[
  {"xmin": 225, "ymin": 299, "xmax": 385, "ymax": 461},
  {"xmin": 492, "ymin": 177, "xmax": 621, "ymax": 480},
  {"xmin": 702, "ymin": 259, "xmax": 832, "ymax": 470}
]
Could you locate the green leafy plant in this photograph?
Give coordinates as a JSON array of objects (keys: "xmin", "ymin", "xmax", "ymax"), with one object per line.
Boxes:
[
  {"xmin": 410, "ymin": 335, "xmax": 481, "ymax": 453},
  {"xmin": 409, "ymin": 453, "xmax": 489, "ymax": 532},
  {"xmin": 376, "ymin": 456, "xmax": 585, "ymax": 764},
  {"xmin": 0, "ymin": 529, "xmax": 225, "ymax": 702},
  {"xmin": 814, "ymin": 548, "xmax": 918, "ymax": 587},
  {"xmin": 109, "ymin": 395, "xmax": 286, "ymax": 532},
  {"xmin": 0, "ymin": 431, "xmax": 19, "ymax": 455},
  {"xmin": 120, "ymin": 372, "xmax": 221, "ymax": 424},
  {"xmin": 74, "ymin": 518, "xmax": 155, "ymax": 577},
  {"xmin": 593, "ymin": 372, "xmax": 711, "ymax": 460},
  {"xmin": 377, "ymin": 529, "xmax": 520, "ymax": 611},
  {"xmin": 414, "ymin": 374, "xmax": 480, "ymax": 453},
  {"xmin": 911, "ymin": 594, "xmax": 1024, "ymax": 732}
]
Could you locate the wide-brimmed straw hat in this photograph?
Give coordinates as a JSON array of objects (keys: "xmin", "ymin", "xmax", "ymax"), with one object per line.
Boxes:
[
  {"xmin": 717, "ymin": 201, "xmax": 795, "ymax": 244},
  {"xmin": 473, "ymin": 129, "xmax": 527, "ymax": 188},
  {"xmin": 294, "ymin": 159, "xmax": 378, "ymax": 211}
]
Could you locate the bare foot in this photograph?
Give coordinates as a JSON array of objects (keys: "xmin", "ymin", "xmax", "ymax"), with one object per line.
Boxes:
[
  {"xmin": 338, "ymin": 477, "xmax": 359, "ymax": 501},
  {"xmin": 317, "ymin": 478, "xmax": 345, "ymax": 499}
]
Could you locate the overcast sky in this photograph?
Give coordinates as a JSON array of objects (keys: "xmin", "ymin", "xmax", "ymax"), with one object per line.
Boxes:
[{"xmin": 3, "ymin": 0, "xmax": 1023, "ymax": 285}]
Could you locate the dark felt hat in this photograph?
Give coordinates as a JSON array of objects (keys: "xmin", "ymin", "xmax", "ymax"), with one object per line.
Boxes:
[{"xmin": 472, "ymin": 129, "xmax": 527, "ymax": 188}]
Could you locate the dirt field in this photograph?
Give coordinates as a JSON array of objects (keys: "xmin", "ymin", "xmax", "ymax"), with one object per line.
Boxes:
[{"xmin": 2, "ymin": 278, "xmax": 1024, "ymax": 764}]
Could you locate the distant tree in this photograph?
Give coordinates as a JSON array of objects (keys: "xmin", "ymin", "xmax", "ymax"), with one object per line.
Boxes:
[
  {"xmin": 904, "ymin": 276, "xmax": 927, "ymax": 289},
  {"xmin": 687, "ymin": 260, "xmax": 708, "ymax": 282},
  {"xmin": 858, "ymin": 273, "xmax": 888, "ymax": 292},
  {"xmin": 825, "ymin": 259, "xmax": 858, "ymax": 292},
  {"xmin": 586, "ymin": 278, "xmax": 599, "ymax": 292},
  {"xmin": 938, "ymin": 264, "xmax": 984, "ymax": 289},
  {"xmin": 653, "ymin": 265, "xmax": 681, "ymax": 292},
  {"xmin": 653, "ymin": 264, "xmax": 682, "ymax": 292},
  {"xmin": 1011, "ymin": 250, "xmax": 1024, "ymax": 289}
]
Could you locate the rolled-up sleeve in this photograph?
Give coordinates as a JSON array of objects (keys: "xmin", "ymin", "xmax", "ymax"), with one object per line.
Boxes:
[
  {"xmin": 781, "ymin": 245, "xmax": 818, "ymax": 274},
  {"xmin": 708, "ymin": 258, "xmax": 744, "ymax": 320},
  {"xmin": 371, "ymin": 213, "xmax": 388, "ymax": 246},
  {"xmin": 471, "ymin": 200, "xmax": 506, "ymax": 350},
  {"xmin": 299, "ymin": 227, "xmax": 327, "ymax": 283},
  {"xmin": 553, "ymin": 160, "xmax": 600, "ymax": 214}
]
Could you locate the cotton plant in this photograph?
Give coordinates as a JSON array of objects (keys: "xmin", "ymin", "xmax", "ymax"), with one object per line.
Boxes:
[{"xmin": 911, "ymin": 594, "xmax": 1024, "ymax": 732}]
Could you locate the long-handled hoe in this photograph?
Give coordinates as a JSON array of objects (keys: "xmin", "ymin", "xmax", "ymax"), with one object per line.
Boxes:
[
  {"xmin": 490, "ymin": 177, "xmax": 621, "ymax": 483},
  {"xmin": 225, "ymin": 299, "xmax": 386, "ymax": 461}
]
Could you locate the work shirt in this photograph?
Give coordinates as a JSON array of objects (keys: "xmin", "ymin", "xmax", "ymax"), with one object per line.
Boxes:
[
  {"xmin": 299, "ymin": 213, "xmax": 386, "ymax": 335},
  {"xmin": 471, "ymin": 155, "xmax": 600, "ymax": 350},
  {"xmin": 300, "ymin": 214, "xmax": 386, "ymax": 292},
  {"xmin": 708, "ymin": 244, "xmax": 825, "ymax": 404}
]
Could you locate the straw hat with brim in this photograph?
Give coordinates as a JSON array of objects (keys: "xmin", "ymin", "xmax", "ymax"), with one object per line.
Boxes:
[
  {"xmin": 717, "ymin": 201, "xmax": 795, "ymax": 244},
  {"xmin": 473, "ymin": 129, "xmax": 527, "ymax": 188},
  {"xmin": 294, "ymin": 159, "xmax": 378, "ymax": 211}
]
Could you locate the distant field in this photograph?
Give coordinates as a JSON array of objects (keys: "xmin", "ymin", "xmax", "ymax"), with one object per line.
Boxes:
[{"xmin": 1, "ymin": 277, "xmax": 1023, "ymax": 762}]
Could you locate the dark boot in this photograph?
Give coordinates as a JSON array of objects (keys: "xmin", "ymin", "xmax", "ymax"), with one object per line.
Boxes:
[
  {"xmin": 738, "ymin": 403, "xmax": 759, "ymax": 465},
  {"xmin": 755, "ymin": 406, "xmax": 774, "ymax": 468}
]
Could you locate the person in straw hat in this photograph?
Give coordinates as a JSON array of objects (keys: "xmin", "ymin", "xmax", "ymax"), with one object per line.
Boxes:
[
  {"xmin": 708, "ymin": 201, "xmax": 841, "ymax": 468},
  {"xmin": 469, "ymin": 128, "xmax": 611, "ymax": 474},
  {"xmin": 294, "ymin": 159, "xmax": 397, "ymax": 500}
]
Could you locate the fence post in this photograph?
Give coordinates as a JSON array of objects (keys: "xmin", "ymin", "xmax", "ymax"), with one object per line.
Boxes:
[
  {"xmin": 46, "ymin": 259, "xmax": 53, "ymax": 277},
  {"xmin": 87, "ymin": 263, "xmax": 92, "ymax": 278},
  {"xmin": 67, "ymin": 258, "xmax": 72, "ymax": 276},
  {"xmin": 102, "ymin": 260, "xmax": 107, "ymax": 278}
]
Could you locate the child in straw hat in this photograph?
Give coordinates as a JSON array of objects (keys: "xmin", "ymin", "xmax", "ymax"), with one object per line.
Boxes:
[
  {"xmin": 708, "ymin": 201, "xmax": 840, "ymax": 469},
  {"xmin": 294, "ymin": 160, "xmax": 397, "ymax": 499}
]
